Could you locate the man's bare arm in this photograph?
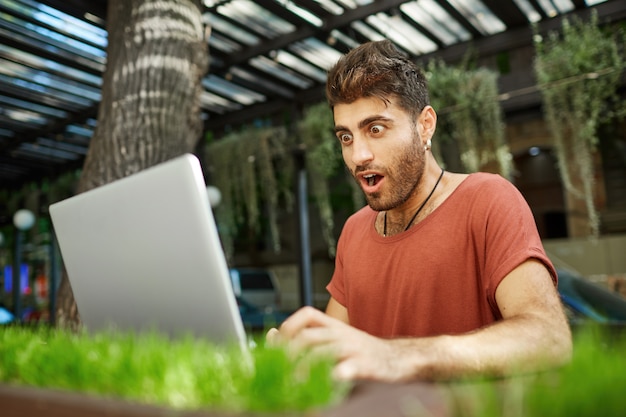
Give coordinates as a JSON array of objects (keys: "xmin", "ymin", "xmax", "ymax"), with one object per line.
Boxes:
[
  {"xmin": 380, "ymin": 259, "xmax": 573, "ymax": 380},
  {"xmin": 275, "ymin": 259, "xmax": 572, "ymax": 382},
  {"xmin": 325, "ymin": 297, "xmax": 349, "ymax": 324}
]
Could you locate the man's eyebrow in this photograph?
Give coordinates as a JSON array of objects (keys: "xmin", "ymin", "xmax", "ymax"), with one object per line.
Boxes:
[
  {"xmin": 359, "ymin": 115, "xmax": 391, "ymax": 129},
  {"xmin": 334, "ymin": 115, "xmax": 392, "ymax": 134},
  {"xmin": 334, "ymin": 125, "xmax": 347, "ymax": 134}
]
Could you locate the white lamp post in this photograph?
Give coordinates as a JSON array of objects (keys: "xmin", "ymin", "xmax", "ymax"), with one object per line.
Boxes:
[
  {"xmin": 14, "ymin": 210, "xmax": 36, "ymax": 231},
  {"xmin": 13, "ymin": 209, "xmax": 35, "ymax": 321},
  {"xmin": 206, "ymin": 185, "xmax": 222, "ymax": 208}
]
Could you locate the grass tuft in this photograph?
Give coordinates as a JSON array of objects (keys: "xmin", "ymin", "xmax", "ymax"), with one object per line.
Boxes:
[{"xmin": 0, "ymin": 326, "xmax": 347, "ymax": 414}]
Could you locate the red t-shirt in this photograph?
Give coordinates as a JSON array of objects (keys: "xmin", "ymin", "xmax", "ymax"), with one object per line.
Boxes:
[{"xmin": 327, "ymin": 173, "xmax": 556, "ymax": 338}]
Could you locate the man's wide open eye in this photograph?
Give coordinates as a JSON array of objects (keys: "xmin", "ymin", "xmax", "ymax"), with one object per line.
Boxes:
[
  {"xmin": 337, "ymin": 132, "xmax": 353, "ymax": 144},
  {"xmin": 370, "ymin": 124, "xmax": 385, "ymax": 135}
]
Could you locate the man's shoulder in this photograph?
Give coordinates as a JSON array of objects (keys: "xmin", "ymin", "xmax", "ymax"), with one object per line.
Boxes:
[
  {"xmin": 466, "ymin": 171, "xmax": 507, "ymax": 184},
  {"xmin": 462, "ymin": 172, "xmax": 517, "ymax": 193},
  {"xmin": 447, "ymin": 172, "xmax": 523, "ymax": 212}
]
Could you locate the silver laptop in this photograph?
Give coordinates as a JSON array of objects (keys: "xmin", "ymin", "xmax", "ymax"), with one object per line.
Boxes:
[{"xmin": 49, "ymin": 154, "xmax": 247, "ymax": 349}]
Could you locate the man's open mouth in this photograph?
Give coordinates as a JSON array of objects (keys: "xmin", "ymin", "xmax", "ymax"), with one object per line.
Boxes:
[{"xmin": 363, "ymin": 173, "xmax": 381, "ymax": 187}]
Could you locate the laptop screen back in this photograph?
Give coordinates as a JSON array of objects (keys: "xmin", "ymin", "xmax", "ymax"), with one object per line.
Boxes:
[{"xmin": 49, "ymin": 154, "xmax": 246, "ymax": 348}]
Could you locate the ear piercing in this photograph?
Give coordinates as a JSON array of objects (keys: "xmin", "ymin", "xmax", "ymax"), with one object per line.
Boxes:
[{"xmin": 424, "ymin": 139, "xmax": 432, "ymax": 151}]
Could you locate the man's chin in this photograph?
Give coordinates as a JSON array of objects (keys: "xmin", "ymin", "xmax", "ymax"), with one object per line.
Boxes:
[{"xmin": 365, "ymin": 195, "xmax": 388, "ymax": 212}]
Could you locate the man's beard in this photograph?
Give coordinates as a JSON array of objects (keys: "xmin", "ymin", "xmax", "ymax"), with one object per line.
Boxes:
[{"xmin": 352, "ymin": 133, "xmax": 426, "ymax": 212}]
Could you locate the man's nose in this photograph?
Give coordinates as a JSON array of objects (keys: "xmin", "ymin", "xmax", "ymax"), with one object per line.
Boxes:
[{"xmin": 350, "ymin": 137, "xmax": 374, "ymax": 166}]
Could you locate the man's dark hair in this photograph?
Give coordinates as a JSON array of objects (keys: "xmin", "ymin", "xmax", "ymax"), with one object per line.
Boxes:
[{"xmin": 325, "ymin": 40, "xmax": 430, "ymax": 119}]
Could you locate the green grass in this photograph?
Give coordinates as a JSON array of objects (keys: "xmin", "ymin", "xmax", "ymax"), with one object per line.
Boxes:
[
  {"xmin": 1, "ymin": 325, "xmax": 625, "ymax": 415},
  {"xmin": 0, "ymin": 326, "xmax": 347, "ymax": 414},
  {"xmin": 448, "ymin": 325, "xmax": 626, "ymax": 417}
]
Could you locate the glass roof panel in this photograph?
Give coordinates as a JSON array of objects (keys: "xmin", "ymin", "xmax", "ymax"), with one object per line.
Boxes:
[
  {"xmin": 366, "ymin": 12, "xmax": 438, "ymax": 55},
  {"xmin": 328, "ymin": 29, "xmax": 360, "ymax": 50},
  {"xmin": 248, "ymin": 55, "xmax": 313, "ymax": 89},
  {"xmin": 1, "ymin": 61, "xmax": 101, "ymax": 101},
  {"xmin": 446, "ymin": 0, "xmax": 506, "ymax": 35},
  {"xmin": 217, "ymin": 0, "xmax": 295, "ymax": 39},
  {"xmin": 36, "ymin": 137, "xmax": 88, "ymax": 155},
  {"xmin": 203, "ymin": 74, "xmax": 266, "ymax": 105},
  {"xmin": 4, "ymin": 0, "xmax": 107, "ymax": 47},
  {"xmin": 15, "ymin": 142, "xmax": 81, "ymax": 162},
  {"xmin": 552, "ymin": 0, "xmax": 575, "ymax": 13},
  {"xmin": 32, "ymin": 2, "xmax": 107, "ymax": 46},
  {"xmin": 402, "ymin": 0, "xmax": 471, "ymax": 45},
  {"xmin": 65, "ymin": 121, "xmax": 96, "ymax": 139},
  {"xmin": 0, "ymin": 17, "xmax": 105, "ymax": 72},
  {"xmin": 208, "ymin": 32, "xmax": 242, "ymax": 54},
  {"xmin": 0, "ymin": 45, "xmax": 102, "ymax": 87},
  {"xmin": 203, "ymin": 13, "xmax": 259, "ymax": 46},
  {"xmin": 228, "ymin": 66, "xmax": 295, "ymax": 99},
  {"xmin": 274, "ymin": 50, "xmax": 327, "ymax": 82},
  {"xmin": 200, "ymin": 91, "xmax": 242, "ymax": 113},
  {"xmin": 5, "ymin": 108, "xmax": 47, "ymax": 125},
  {"xmin": 0, "ymin": 12, "xmax": 105, "ymax": 62},
  {"xmin": 0, "ymin": 115, "xmax": 31, "ymax": 131},
  {"xmin": 536, "ymin": 0, "xmax": 574, "ymax": 17},
  {"xmin": 585, "ymin": 0, "xmax": 608, "ymax": 5},
  {"xmin": 289, "ymin": 38, "xmax": 344, "ymax": 71},
  {"xmin": 334, "ymin": 0, "xmax": 374, "ymax": 6},
  {"xmin": 511, "ymin": 0, "xmax": 541, "ymax": 23},
  {"xmin": 332, "ymin": 0, "xmax": 354, "ymax": 8},
  {"xmin": 0, "ymin": 73, "xmax": 95, "ymax": 110},
  {"xmin": 0, "ymin": 95, "xmax": 67, "ymax": 118},
  {"xmin": 278, "ymin": 0, "xmax": 324, "ymax": 26},
  {"xmin": 311, "ymin": 0, "xmax": 345, "ymax": 14},
  {"xmin": 351, "ymin": 20, "xmax": 386, "ymax": 42}
]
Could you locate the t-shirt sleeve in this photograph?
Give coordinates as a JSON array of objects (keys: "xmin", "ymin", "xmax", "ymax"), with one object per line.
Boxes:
[{"xmin": 477, "ymin": 176, "xmax": 557, "ymax": 317}]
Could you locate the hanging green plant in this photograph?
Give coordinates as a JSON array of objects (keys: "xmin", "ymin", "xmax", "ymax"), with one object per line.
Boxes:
[
  {"xmin": 205, "ymin": 102, "xmax": 356, "ymax": 260},
  {"xmin": 206, "ymin": 126, "xmax": 291, "ymax": 259},
  {"xmin": 427, "ymin": 60, "xmax": 512, "ymax": 179},
  {"xmin": 297, "ymin": 102, "xmax": 345, "ymax": 257},
  {"xmin": 533, "ymin": 12, "xmax": 625, "ymax": 237}
]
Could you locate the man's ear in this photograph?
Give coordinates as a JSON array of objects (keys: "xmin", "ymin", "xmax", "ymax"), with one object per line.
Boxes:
[{"xmin": 418, "ymin": 106, "xmax": 437, "ymax": 141}]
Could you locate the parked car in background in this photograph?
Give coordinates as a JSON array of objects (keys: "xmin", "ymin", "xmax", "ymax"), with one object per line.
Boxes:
[
  {"xmin": 229, "ymin": 268, "xmax": 281, "ymax": 311},
  {"xmin": 229, "ymin": 268, "xmax": 288, "ymax": 331},
  {"xmin": 235, "ymin": 296, "xmax": 290, "ymax": 331}
]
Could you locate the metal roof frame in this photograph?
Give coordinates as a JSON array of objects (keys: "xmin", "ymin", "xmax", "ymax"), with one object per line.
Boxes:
[{"xmin": 0, "ymin": 0, "xmax": 624, "ymax": 189}]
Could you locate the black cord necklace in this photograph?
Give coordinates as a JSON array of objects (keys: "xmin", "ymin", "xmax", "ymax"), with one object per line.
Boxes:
[{"xmin": 384, "ymin": 167, "xmax": 445, "ymax": 237}]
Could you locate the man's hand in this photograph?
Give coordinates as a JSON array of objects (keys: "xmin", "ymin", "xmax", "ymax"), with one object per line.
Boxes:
[{"xmin": 267, "ymin": 306, "xmax": 415, "ymax": 381}]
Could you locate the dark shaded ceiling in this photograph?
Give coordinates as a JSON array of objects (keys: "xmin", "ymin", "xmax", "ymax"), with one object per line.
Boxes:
[{"xmin": 1, "ymin": 0, "xmax": 625, "ymax": 190}]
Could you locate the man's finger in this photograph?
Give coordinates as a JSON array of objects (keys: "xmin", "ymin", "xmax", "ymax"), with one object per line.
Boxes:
[
  {"xmin": 279, "ymin": 306, "xmax": 343, "ymax": 338},
  {"xmin": 333, "ymin": 358, "xmax": 359, "ymax": 381},
  {"xmin": 265, "ymin": 327, "xmax": 281, "ymax": 346}
]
